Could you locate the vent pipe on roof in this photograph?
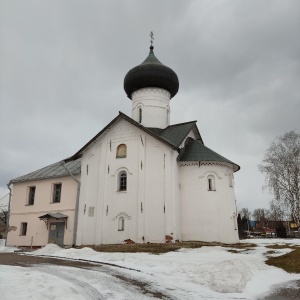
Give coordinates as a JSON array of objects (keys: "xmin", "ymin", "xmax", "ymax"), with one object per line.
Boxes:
[{"xmin": 60, "ymin": 161, "xmax": 80, "ymax": 247}]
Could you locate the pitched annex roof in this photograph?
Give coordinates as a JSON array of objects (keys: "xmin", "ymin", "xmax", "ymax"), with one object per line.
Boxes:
[
  {"xmin": 39, "ymin": 212, "xmax": 68, "ymax": 220},
  {"xmin": 178, "ymin": 137, "xmax": 240, "ymax": 172},
  {"xmin": 65, "ymin": 112, "xmax": 200, "ymax": 162},
  {"xmin": 11, "ymin": 159, "xmax": 81, "ymax": 183}
]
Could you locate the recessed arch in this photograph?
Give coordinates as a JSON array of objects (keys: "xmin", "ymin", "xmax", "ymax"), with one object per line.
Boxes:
[{"xmin": 116, "ymin": 144, "xmax": 127, "ymax": 158}]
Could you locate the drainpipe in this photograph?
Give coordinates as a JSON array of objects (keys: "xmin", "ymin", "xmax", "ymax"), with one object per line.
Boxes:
[
  {"xmin": 60, "ymin": 161, "xmax": 80, "ymax": 247},
  {"xmin": 5, "ymin": 181, "xmax": 12, "ymax": 247}
]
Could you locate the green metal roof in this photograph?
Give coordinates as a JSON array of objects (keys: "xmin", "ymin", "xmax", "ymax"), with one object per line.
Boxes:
[
  {"xmin": 147, "ymin": 121, "xmax": 202, "ymax": 148},
  {"xmin": 178, "ymin": 137, "xmax": 240, "ymax": 172},
  {"xmin": 11, "ymin": 159, "xmax": 81, "ymax": 183}
]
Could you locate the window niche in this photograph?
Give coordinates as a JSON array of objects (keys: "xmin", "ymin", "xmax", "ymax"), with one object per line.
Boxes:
[
  {"xmin": 167, "ymin": 109, "xmax": 170, "ymax": 125},
  {"xmin": 118, "ymin": 171, "xmax": 127, "ymax": 191},
  {"xmin": 229, "ymin": 173, "xmax": 233, "ymax": 187},
  {"xmin": 207, "ymin": 175, "xmax": 216, "ymax": 191},
  {"xmin": 118, "ymin": 217, "xmax": 125, "ymax": 231},
  {"xmin": 116, "ymin": 144, "xmax": 127, "ymax": 158},
  {"xmin": 138, "ymin": 107, "xmax": 142, "ymax": 123}
]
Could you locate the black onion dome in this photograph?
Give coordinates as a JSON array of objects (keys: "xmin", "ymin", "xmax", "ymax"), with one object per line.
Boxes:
[{"xmin": 124, "ymin": 46, "xmax": 179, "ymax": 99}]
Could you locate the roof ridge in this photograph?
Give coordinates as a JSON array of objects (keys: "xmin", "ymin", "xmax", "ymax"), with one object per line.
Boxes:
[
  {"xmin": 166, "ymin": 120, "xmax": 197, "ymax": 128},
  {"xmin": 11, "ymin": 158, "xmax": 81, "ymax": 183},
  {"xmin": 12, "ymin": 161, "xmax": 59, "ymax": 181}
]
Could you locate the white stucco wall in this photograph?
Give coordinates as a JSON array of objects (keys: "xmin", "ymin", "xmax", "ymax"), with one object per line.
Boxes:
[
  {"xmin": 7, "ymin": 176, "xmax": 78, "ymax": 247},
  {"xmin": 179, "ymin": 162, "xmax": 239, "ymax": 244},
  {"xmin": 76, "ymin": 118, "xmax": 179, "ymax": 245},
  {"xmin": 76, "ymin": 117, "xmax": 240, "ymax": 245},
  {"xmin": 131, "ymin": 87, "xmax": 171, "ymax": 128}
]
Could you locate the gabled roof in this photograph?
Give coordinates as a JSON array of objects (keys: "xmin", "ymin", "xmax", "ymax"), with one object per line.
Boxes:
[
  {"xmin": 178, "ymin": 137, "xmax": 240, "ymax": 172},
  {"xmin": 11, "ymin": 159, "xmax": 81, "ymax": 183},
  {"xmin": 147, "ymin": 121, "xmax": 203, "ymax": 147},
  {"xmin": 65, "ymin": 112, "xmax": 200, "ymax": 162}
]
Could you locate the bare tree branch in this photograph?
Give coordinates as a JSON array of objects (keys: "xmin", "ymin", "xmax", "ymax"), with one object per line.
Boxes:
[{"xmin": 259, "ymin": 131, "xmax": 300, "ymax": 227}]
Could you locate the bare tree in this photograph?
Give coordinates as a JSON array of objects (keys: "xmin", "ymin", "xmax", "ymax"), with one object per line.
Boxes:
[
  {"xmin": 239, "ymin": 208, "xmax": 251, "ymax": 220},
  {"xmin": 259, "ymin": 131, "xmax": 300, "ymax": 227},
  {"xmin": 252, "ymin": 208, "xmax": 268, "ymax": 222},
  {"xmin": 269, "ymin": 199, "xmax": 288, "ymax": 222}
]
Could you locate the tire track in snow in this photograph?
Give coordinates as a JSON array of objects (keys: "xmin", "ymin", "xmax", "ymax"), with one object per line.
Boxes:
[{"xmin": 33, "ymin": 265, "xmax": 105, "ymax": 300}]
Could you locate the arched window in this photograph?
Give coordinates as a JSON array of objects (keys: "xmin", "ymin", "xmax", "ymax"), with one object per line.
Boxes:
[
  {"xmin": 118, "ymin": 171, "xmax": 127, "ymax": 191},
  {"xmin": 116, "ymin": 144, "xmax": 127, "ymax": 158},
  {"xmin": 138, "ymin": 107, "xmax": 142, "ymax": 123},
  {"xmin": 207, "ymin": 175, "xmax": 216, "ymax": 191},
  {"xmin": 118, "ymin": 217, "xmax": 125, "ymax": 231}
]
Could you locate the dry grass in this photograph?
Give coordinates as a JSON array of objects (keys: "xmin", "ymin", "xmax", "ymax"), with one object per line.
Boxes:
[
  {"xmin": 266, "ymin": 250, "xmax": 276, "ymax": 255},
  {"xmin": 265, "ymin": 244, "xmax": 298, "ymax": 250},
  {"xmin": 227, "ymin": 249, "xmax": 239, "ymax": 254},
  {"xmin": 79, "ymin": 241, "xmax": 256, "ymax": 254},
  {"xmin": 266, "ymin": 247, "xmax": 300, "ymax": 273}
]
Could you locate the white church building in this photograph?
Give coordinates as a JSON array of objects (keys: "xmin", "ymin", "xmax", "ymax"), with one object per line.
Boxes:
[{"xmin": 7, "ymin": 44, "xmax": 240, "ymax": 247}]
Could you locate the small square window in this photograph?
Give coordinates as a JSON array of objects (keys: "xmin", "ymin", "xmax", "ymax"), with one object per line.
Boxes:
[
  {"xmin": 20, "ymin": 222, "xmax": 27, "ymax": 236},
  {"xmin": 52, "ymin": 183, "xmax": 62, "ymax": 203}
]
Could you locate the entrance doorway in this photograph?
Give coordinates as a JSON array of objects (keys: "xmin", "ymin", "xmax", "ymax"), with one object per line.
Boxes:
[{"xmin": 48, "ymin": 222, "xmax": 65, "ymax": 246}]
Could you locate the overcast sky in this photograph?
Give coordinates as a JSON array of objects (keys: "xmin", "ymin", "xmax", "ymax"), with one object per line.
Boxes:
[{"xmin": 0, "ymin": 0, "xmax": 299, "ymax": 213}]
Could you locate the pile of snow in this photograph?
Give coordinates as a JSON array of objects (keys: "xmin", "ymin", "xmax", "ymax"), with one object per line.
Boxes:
[{"xmin": 33, "ymin": 243, "xmax": 65, "ymax": 255}]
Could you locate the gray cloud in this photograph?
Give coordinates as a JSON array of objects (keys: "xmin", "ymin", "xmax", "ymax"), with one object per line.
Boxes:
[{"xmin": 1, "ymin": 0, "xmax": 299, "ymax": 212}]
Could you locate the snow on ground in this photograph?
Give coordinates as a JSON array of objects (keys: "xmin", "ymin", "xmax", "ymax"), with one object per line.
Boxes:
[
  {"xmin": 1, "ymin": 239, "xmax": 300, "ymax": 299},
  {"xmin": 0, "ymin": 239, "xmax": 17, "ymax": 252},
  {"xmin": 0, "ymin": 264, "xmax": 153, "ymax": 300}
]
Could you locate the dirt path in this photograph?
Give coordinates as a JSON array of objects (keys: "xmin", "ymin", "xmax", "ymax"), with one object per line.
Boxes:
[
  {"xmin": 259, "ymin": 280, "xmax": 300, "ymax": 300},
  {"xmin": 0, "ymin": 253, "xmax": 169, "ymax": 299}
]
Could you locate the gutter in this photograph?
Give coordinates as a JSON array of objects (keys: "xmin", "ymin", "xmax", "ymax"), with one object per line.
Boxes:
[
  {"xmin": 60, "ymin": 161, "xmax": 80, "ymax": 247},
  {"xmin": 5, "ymin": 181, "xmax": 12, "ymax": 247}
]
